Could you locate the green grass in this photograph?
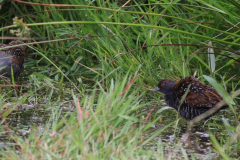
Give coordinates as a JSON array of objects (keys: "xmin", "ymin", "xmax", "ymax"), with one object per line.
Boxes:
[
  {"xmin": 0, "ymin": 74, "xmax": 174, "ymax": 159},
  {"xmin": 0, "ymin": 0, "xmax": 240, "ymax": 159}
]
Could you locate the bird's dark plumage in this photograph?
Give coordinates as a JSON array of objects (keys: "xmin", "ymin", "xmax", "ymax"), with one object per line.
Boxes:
[
  {"xmin": 0, "ymin": 41, "xmax": 25, "ymax": 80},
  {"xmin": 152, "ymin": 76, "xmax": 227, "ymax": 120}
]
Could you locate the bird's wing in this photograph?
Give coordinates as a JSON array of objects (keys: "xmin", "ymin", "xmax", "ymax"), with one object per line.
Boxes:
[{"xmin": 173, "ymin": 76, "xmax": 223, "ymax": 108}]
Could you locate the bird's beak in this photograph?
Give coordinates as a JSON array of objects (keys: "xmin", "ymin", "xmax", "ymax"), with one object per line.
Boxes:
[{"xmin": 151, "ymin": 86, "xmax": 160, "ymax": 92}]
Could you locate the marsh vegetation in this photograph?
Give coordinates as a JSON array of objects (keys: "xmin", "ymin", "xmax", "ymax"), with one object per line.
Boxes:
[{"xmin": 0, "ymin": 0, "xmax": 240, "ymax": 159}]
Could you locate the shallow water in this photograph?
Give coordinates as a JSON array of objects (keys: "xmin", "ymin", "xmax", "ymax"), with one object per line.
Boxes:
[
  {"xmin": 0, "ymin": 98, "xmax": 239, "ymax": 159},
  {"xmin": 1, "ymin": 70, "xmax": 239, "ymax": 159},
  {"xmin": 142, "ymin": 103, "xmax": 240, "ymax": 159}
]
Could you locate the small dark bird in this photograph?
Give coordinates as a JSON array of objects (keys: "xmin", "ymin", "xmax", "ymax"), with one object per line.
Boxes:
[
  {"xmin": 152, "ymin": 76, "xmax": 227, "ymax": 120},
  {"xmin": 0, "ymin": 41, "xmax": 25, "ymax": 80}
]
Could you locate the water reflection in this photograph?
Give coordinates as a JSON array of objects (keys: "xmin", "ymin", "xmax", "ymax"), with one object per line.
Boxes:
[{"xmin": 144, "ymin": 104, "xmax": 240, "ymax": 159}]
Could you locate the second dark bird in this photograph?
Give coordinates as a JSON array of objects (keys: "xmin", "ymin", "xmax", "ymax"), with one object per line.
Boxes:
[
  {"xmin": 152, "ymin": 76, "xmax": 228, "ymax": 120},
  {"xmin": 0, "ymin": 41, "xmax": 25, "ymax": 80}
]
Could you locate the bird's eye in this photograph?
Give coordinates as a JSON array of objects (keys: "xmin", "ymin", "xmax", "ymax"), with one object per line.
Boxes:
[{"xmin": 161, "ymin": 83, "xmax": 165, "ymax": 87}]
